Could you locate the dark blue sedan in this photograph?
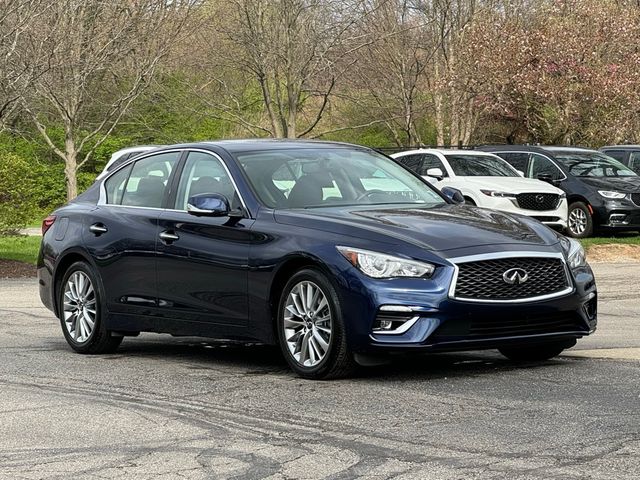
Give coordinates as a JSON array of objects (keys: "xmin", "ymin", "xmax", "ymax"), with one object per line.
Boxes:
[{"xmin": 37, "ymin": 140, "xmax": 597, "ymax": 379}]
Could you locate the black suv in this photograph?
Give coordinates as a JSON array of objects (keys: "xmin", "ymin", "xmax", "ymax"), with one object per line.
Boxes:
[{"xmin": 478, "ymin": 145, "xmax": 640, "ymax": 238}]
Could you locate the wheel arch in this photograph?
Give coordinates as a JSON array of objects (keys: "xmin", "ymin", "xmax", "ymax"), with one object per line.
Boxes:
[
  {"xmin": 268, "ymin": 254, "xmax": 337, "ymax": 336},
  {"xmin": 52, "ymin": 248, "xmax": 99, "ymax": 318}
]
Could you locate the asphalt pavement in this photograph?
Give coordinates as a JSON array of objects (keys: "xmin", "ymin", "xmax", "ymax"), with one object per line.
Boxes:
[{"xmin": 0, "ymin": 263, "xmax": 638, "ymax": 479}]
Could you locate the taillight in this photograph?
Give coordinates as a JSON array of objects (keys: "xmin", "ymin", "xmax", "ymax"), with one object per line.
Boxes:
[{"xmin": 42, "ymin": 215, "xmax": 56, "ymax": 235}]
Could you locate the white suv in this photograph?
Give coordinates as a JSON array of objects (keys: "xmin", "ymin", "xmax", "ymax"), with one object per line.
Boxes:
[
  {"xmin": 96, "ymin": 145, "xmax": 164, "ymax": 180},
  {"xmin": 392, "ymin": 149, "xmax": 568, "ymax": 230}
]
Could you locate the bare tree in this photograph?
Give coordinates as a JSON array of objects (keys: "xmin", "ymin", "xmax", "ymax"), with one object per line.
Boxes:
[
  {"xmin": 16, "ymin": 0, "xmax": 193, "ymax": 199},
  {"xmin": 0, "ymin": 0, "xmax": 52, "ymax": 129},
  {"xmin": 192, "ymin": 0, "xmax": 383, "ymax": 139}
]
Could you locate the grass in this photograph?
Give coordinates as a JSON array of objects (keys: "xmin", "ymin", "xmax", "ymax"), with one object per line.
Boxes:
[
  {"xmin": 0, "ymin": 235, "xmax": 42, "ymax": 264},
  {"xmin": 580, "ymin": 234, "xmax": 640, "ymax": 250}
]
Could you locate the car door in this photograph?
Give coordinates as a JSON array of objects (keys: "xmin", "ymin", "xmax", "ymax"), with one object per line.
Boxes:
[
  {"xmin": 84, "ymin": 151, "xmax": 181, "ymax": 316},
  {"xmin": 155, "ymin": 150, "xmax": 254, "ymax": 328}
]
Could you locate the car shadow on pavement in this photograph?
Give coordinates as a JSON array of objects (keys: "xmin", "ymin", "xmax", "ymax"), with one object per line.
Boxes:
[{"xmin": 80, "ymin": 335, "xmax": 570, "ymax": 381}]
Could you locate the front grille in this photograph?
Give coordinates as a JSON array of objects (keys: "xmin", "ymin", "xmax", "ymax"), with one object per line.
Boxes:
[
  {"xmin": 453, "ymin": 257, "xmax": 570, "ymax": 301},
  {"xmin": 516, "ymin": 193, "xmax": 560, "ymax": 211},
  {"xmin": 632, "ymin": 193, "xmax": 640, "ymax": 207},
  {"xmin": 432, "ymin": 312, "xmax": 587, "ymax": 340}
]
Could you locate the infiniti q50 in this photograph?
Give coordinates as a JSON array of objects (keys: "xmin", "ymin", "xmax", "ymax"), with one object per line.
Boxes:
[{"xmin": 37, "ymin": 140, "xmax": 597, "ymax": 379}]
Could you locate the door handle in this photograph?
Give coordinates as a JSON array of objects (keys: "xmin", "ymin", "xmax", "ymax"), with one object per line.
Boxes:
[
  {"xmin": 89, "ymin": 223, "xmax": 108, "ymax": 235},
  {"xmin": 159, "ymin": 230, "xmax": 179, "ymax": 243}
]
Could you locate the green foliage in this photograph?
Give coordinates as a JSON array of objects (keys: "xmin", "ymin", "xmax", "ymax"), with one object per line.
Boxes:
[
  {"xmin": 0, "ymin": 152, "xmax": 37, "ymax": 234},
  {"xmin": 0, "ymin": 235, "xmax": 41, "ymax": 264}
]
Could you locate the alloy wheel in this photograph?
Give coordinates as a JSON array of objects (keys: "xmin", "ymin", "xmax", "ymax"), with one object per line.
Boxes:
[
  {"xmin": 63, "ymin": 271, "xmax": 97, "ymax": 343},
  {"xmin": 568, "ymin": 208, "xmax": 587, "ymax": 235},
  {"xmin": 283, "ymin": 280, "xmax": 332, "ymax": 367}
]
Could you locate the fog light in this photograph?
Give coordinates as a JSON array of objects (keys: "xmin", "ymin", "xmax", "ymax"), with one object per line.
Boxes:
[
  {"xmin": 609, "ymin": 214, "xmax": 628, "ymax": 224},
  {"xmin": 379, "ymin": 320, "xmax": 393, "ymax": 330}
]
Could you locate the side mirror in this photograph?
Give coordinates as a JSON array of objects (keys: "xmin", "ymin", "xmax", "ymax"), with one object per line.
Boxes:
[
  {"xmin": 517, "ymin": 170, "xmax": 525, "ymax": 177},
  {"xmin": 187, "ymin": 193, "xmax": 230, "ymax": 217},
  {"xmin": 441, "ymin": 186, "xmax": 465, "ymax": 204},
  {"xmin": 536, "ymin": 173, "xmax": 554, "ymax": 184},
  {"xmin": 426, "ymin": 167, "xmax": 444, "ymax": 180}
]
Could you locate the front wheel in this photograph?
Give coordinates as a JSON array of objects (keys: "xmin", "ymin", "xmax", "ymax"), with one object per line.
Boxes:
[
  {"xmin": 59, "ymin": 261, "xmax": 122, "ymax": 354},
  {"xmin": 277, "ymin": 268, "xmax": 357, "ymax": 379},
  {"xmin": 499, "ymin": 339, "xmax": 576, "ymax": 362},
  {"xmin": 567, "ymin": 202, "xmax": 593, "ymax": 238}
]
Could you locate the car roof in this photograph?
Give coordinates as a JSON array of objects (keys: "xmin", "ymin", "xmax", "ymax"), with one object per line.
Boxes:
[
  {"xmin": 114, "ymin": 145, "xmax": 164, "ymax": 155},
  {"xmin": 392, "ymin": 148, "xmax": 497, "ymax": 157},
  {"xmin": 190, "ymin": 139, "xmax": 367, "ymax": 154},
  {"xmin": 600, "ymin": 145, "xmax": 640, "ymax": 150},
  {"xmin": 541, "ymin": 146, "xmax": 599, "ymax": 153}
]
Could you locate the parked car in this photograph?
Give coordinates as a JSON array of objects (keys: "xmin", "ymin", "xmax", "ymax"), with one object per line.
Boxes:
[
  {"xmin": 38, "ymin": 140, "xmax": 597, "ymax": 379},
  {"xmin": 478, "ymin": 145, "xmax": 640, "ymax": 238},
  {"xmin": 599, "ymin": 145, "xmax": 640, "ymax": 175},
  {"xmin": 96, "ymin": 145, "xmax": 164, "ymax": 180},
  {"xmin": 391, "ymin": 149, "xmax": 568, "ymax": 231}
]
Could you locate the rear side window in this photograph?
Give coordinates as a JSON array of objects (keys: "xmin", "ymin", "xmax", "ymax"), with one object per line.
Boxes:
[
  {"xmin": 602, "ymin": 150, "xmax": 627, "ymax": 163},
  {"xmin": 628, "ymin": 152, "xmax": 640, "ymax": 175},
  {"xmin": 104, "ymin": 164, "xmax": 132, "ymax": 204},
  {"xmin": 120, "ymin": 152, "xmax": 180, "ymax": 208}
]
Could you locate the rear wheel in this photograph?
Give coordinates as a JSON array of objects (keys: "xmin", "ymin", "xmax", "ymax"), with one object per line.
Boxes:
[
  {"xmin": 567, "ymin": 202, "xmax": 593, "ymax": 238},
  {"xmin": 277, "ymin": 268, "xmax": 357, "ymax": 379},
  {"xmin": 499, "ymin": 339, "xmax": 576, "ymax": 362},
  {"xmin": 59, "ymin": 261, "xmax": 122, "ymax": 354}
]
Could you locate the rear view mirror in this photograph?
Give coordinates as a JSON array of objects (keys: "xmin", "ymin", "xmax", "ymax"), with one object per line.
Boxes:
[
  {"xmin": 426, "ymin": 168, "xmax": 444, "ymax": 180},
  {"xmin": 441, "ymin": 186, "xmax": 465, "ymax": 204},
  {"xmin": 187, "ymin": 193, "xmax": 230, "ymax": 217}
]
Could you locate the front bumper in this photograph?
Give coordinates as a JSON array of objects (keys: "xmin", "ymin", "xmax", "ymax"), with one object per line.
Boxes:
[
  {"xmin": 479, "ymin": 197, "xmax": 568, "ymax": 229},
  {"xmin": 341, "ymin": 262, "xmax": 597, "ymax": 354},
  {"xmin": 592, "ymin": 198, "xmax": 640, "ymax": 229}
]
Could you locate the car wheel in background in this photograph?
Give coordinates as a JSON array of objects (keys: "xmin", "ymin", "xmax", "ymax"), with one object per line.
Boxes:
[
  {"xmin": 277, "ymin": 268, "xmax": 357, "ymax": 379},
  {"xmin": 567, "ymin": 202, "xmax": 593, "ymax": 238},
  {"xmin": 499, "ymin": 339, "xmax": 576, "ymax": 362},
  {"xmin": 463, "ymin": 197, "xmax": 476, "ymax": 206},
  {"xmin": 59, "ymin": 261, "xmax": 123, "ymax": 354}
]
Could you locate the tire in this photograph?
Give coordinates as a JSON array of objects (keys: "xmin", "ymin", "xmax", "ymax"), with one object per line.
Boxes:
[
  {"xmin": 499, "ymin": 339, "xmax": 576, "ymax": 362},
  {"xmin": 567, "ymin": 202, "xmax": 593, "ymax": 238},
  {"xmin": 58, "ymin": 261, "xmax": 122, "ymax": 354},
  {"xmin": 276, "ymin": 268, "xmax": 357, "ymax": 379},
  {"xmin": 463, "ymin": 197, "xmax": 476, "ymax": 206}
]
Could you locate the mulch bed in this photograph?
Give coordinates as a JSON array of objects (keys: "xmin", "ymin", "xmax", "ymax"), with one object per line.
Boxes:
[
  {"xmin": 587, "ymin": 244, "xmax": 640, "ymax": 263},
  {"xmin": 0, "ymin": 259, "xmax": 36, "ymax": 278}
]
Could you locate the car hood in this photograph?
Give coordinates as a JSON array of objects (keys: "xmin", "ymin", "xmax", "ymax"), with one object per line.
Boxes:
[
  {"xmin": 579, "ymin": 176, "xmax": 640, "ymax": 193},
  {"xmin": 274, "ymin": 204, "xmax": 560, "ymax": 253},
  {"xmin": 454, "ymin": 176, "xmax": 563, "ymax": 194}
]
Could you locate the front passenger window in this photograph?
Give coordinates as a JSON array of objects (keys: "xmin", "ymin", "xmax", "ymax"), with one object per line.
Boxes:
[
  {"xmin": 174, "ymin": 152, "xmax": 239, "ymax": 210},
  {"xmin": 530, "ymin": 154, "xmax": 563, "ymax": 181},
  {"xmin": 120, "ymin": 152, "xmax": 179, "ymax": 208}
]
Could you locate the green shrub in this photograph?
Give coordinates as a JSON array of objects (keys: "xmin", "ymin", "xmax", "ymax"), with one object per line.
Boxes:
[{"xmin": 0, "ymin": 152, "xmax": 37, "ymax": 234}]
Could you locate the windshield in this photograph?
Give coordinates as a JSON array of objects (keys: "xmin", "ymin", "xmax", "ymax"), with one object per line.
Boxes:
[
  {"xmin": 551, "ymin": 151, "xmax": 637, "ymax": 177},
  {"xmin": 445, "ymin": 154, "xmax": 519, "ymax": 177},
  {"xmin": 235, "ymin": 148, "xmax": 446, "ymax": 209}
]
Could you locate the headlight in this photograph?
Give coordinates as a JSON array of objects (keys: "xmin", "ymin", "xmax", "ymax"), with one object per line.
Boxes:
[
  {"xmin": 598, "ymin": 190, "xmax": 626, "ymax": 200},
  {"xmin": 480, "ymin": 189, "xmax": 516, "ymax": 198},
  {"xmin": 560, "ymin": 236, "xmax": 587, "ymax": 269},
  {"xmin": 337, "ymin": 247, "xmax": 435, "ymax": 278}
]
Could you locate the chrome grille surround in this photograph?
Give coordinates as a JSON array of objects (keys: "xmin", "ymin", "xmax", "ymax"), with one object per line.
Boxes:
[{"xmin": 448, "ymin": 251, "xmax": 574, "ymax": 303}]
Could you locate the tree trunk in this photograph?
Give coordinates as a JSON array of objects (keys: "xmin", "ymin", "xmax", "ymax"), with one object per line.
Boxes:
[{"xmin": 64, "ymin": 132, "xmax": 78, "ymax": 200}]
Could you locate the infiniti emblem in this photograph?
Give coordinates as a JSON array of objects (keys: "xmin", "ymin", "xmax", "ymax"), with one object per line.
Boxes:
[
  {"xmin": 502, "ymin": 267, "xmax": 528, "ymax": 285},
  {"xmin": 536, "ymin": 194, "xmax": 545, "ymax": 203}
]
